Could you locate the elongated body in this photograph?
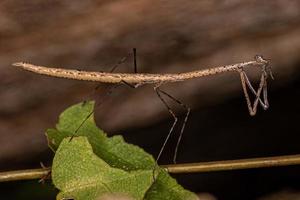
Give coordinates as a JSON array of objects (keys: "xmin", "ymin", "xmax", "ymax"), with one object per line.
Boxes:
[
  {"xmin": 12, "ymin": 56, "xmax": 271, "ymax": 165},
  {"xmin": 13, "ymin": 57, "xmax": 266, "ymax": 85}
]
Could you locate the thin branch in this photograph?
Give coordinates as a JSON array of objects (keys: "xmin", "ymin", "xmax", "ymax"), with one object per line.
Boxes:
[
  {"xmin": 0, "ymin": 167, "xmax": 51, "ymax": 182},
  {"xmin": 12, "ymin": 56, "xmax": 268, "ymax": 84},
  {"xmin": 1, "ymin": 154, "xmax": 300, "ymax": 182},
  {"xmin": 163, "ymin": 154, "xmax": 300, "ymax": 174}
]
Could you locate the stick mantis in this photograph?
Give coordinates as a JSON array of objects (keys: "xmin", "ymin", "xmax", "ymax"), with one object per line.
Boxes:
[{"xmin": 13, "ymin": 53, "xmax": 273, "ymax": 164}]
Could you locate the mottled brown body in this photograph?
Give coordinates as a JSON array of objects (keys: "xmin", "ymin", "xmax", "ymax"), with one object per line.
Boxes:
[
  {"xmin": 13, "ymin": 59, "xmax": 263, "ymax": 85},
  {"xmin": 12, "ymin": 56, "xmax": 271, "ymax": 167}
]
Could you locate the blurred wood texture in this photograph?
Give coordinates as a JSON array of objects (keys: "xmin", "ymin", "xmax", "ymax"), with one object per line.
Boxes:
[{"xmin": 0, "ymin": 0, "xmax": 300, "ymax": 165}]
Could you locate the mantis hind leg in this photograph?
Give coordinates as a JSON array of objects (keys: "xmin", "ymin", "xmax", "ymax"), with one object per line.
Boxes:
[{"xmin": 154, "ymin": 85, "xmax": 190, "ymax": 164}]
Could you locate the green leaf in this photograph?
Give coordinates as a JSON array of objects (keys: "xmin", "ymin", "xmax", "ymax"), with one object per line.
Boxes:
[
  {"xmin": 47, "ymin": 101, "xmax": 198, "ymax": 200},
  {"xmin": 47, "ymin": 101, "xmax": 154, "ymax": 171},
  {"xmin": 144, "ymin": 171, "xmax": 197, "ymax": 200},
  {"xmin": 53, "ymin": 137, "xmax": 154, "ymax": 200}
]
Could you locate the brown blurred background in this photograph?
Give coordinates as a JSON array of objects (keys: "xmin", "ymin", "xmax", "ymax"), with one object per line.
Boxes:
[{"xmin": 1, "ymin": 0, "xmax": 300, "ymax": 199}]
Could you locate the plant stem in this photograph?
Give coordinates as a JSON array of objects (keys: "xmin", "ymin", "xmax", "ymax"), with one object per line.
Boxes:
[
  {"xmin": 1, "ymin": 154, "xmax": 300, "ymax": 182},
  {"xmin": 0, "ymin": 168, "xmax": 51, "ymax": 182},
  {"xmin": 163, "ymin": 154, "xmax": 300, "ymax": 174}
]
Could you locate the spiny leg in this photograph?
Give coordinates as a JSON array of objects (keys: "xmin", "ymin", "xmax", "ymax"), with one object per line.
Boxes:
[
  {"xmin": 240, "ymin": 69, "xmax": 269, "ymax": 110},
  {"xmin": 250, "ymin": 55, "xmax": 273, "ymax": 110},
  {"xmin": 239, "ymin": 71, "xmax": 264, "ymax": 116},
  {"xmin": 156, "ymin": 88, "xmax": 191, "ymax": 164},
  {"xmin": 239, "ymin": 68, "xmax": 267, "ymax": 116}
]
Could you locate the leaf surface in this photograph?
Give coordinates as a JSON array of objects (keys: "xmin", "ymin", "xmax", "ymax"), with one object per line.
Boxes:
[
  {"xmin": 47, "ymin": 101, "xmax": 198, "ymax": 200},
  {"xmin": 53, "ymin": 137, "xmax": 153, "ymax": 200}
]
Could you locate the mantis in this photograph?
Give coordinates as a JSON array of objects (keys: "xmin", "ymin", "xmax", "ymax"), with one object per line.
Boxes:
[{"xmin": 13, "ymin": 53, "xmax": 273, "ymax": 164}]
